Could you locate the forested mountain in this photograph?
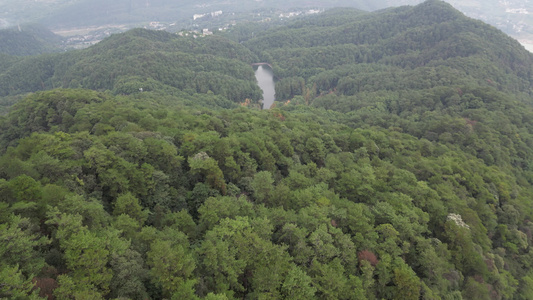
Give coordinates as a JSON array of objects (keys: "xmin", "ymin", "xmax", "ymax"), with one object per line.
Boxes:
[
  {"xmin": 2, "ymin": 1, "xmax": 533, "ymax": 299},
  {"xmin": 0, "ymin": 28, "xmax": 262, "ymax": 104},
  {"xmin": 0, "ymin": 24, "xmax": 63, "ymax": 56},
  {"xmin": 246, "ymin": 2, "xmax": 533, "ymax": 96}
]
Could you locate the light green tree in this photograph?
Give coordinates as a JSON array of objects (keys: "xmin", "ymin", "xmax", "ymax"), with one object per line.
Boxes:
[{"xmin": 147, "ymin": 238, "xmax": 196, "ymax": 298}]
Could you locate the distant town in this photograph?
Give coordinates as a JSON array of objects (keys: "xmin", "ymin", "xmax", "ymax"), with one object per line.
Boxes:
[{"xmin": 58, "ymin": 8, "xmax": 324, "ymax": 49}]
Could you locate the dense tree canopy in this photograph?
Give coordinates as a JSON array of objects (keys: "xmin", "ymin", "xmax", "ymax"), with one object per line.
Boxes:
[{"xmin": 2, "ymin": 1, "xmax": 533, "ymax": 299}]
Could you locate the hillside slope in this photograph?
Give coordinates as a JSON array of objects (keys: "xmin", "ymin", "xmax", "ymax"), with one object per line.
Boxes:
[
  {"xmin": 0, "ymin": 28, "xmax": 262, "ymax": 103},
  {"xmin": 0, "ymin": 24, "xmax": 63, "ymax": 56},
  {"xmin": 246, "ymin": 1, "xmax": 533, "ymax": 96},
  {"xmin": 242, "ymin": 0, "xmax": 533, "ymax": 184},
  {"xmin": 2, "ymin": 1, "xmax": 533, "ymax": 299}
]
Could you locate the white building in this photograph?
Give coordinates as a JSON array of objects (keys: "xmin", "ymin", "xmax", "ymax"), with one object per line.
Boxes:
[{"xmin": 194, "ymin": 14, "xmax": 206, "ymax": 20}]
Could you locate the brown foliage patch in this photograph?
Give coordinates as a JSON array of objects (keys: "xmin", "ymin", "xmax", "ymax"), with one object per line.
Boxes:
[
  {"xmin": 32, "ymin": 277, "xmax": 58, "ymax": 300},
  {"xmin": 358, "ymin": 250, "xmax": 379, "ymax": 266}
]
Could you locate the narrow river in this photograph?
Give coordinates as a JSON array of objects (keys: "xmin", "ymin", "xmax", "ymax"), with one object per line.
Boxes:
[{"xmin": 254, "ymin": 64, "xmax": 276, "ymax": 109}]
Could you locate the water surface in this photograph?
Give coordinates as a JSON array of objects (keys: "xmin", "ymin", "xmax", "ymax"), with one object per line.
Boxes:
[{"xmin": 254, "ymin": 65, "xmax": 275, "ymax": 109}]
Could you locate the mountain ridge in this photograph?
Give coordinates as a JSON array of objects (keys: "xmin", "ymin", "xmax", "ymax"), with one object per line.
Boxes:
[{"xmin": 242, "ymin": 0, "xmax": 533, "ymax": 100}]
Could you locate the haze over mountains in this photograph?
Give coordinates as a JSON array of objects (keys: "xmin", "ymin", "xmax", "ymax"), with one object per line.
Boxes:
[
  {"xmin": 3, "ymin": 1, "xmax": 533, "ymax": 299},
  {"xmin": 1, "ymin": 0, "xmax": 532, "ymax": 50}
]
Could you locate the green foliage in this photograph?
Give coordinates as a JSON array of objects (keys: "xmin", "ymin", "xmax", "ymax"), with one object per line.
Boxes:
[
  {"xmin": 1, "ymin": 2, "xmax": 533, "ymax": 299},
  {"xmin": 147, "ymin": 237, "xmax": 196, "ymax": 298},
  {"xmin": 0, "ymin": 265, "xmax": 45, "ymax": 299},
  {"xmin": 281, "ymin": 266, "xmax": 317, "ymax": 299},
  {"xmin": 0, "ymin": 29, "xmax": 262, "ymax": 104},
  {"xmin": 53, "ymin": 274, "xmax": 104, "ymax": 300},
  {"xmin": 0, "ymin": 215, "xmax": 49, "ymax": 276},
  {"xmin": 61, "ymin": 230, "xmax": 113, "ymax": 294},
  {"xmin": 113, "ymin": 192, "xmax": 149, "ymax": 225},
  {"xmin": 189, "ymin": 153, "xmax": 227, "ymax": 195},
  {"xmin": 392, "ymin": 261, "xmax": 421, "ymax": 300},
  {"xmin": 251, "ymin": 171, "xmax": 274, "ymax": 204}
]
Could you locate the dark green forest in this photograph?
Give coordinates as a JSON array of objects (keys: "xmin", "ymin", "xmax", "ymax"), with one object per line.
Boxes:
[{"xmin": 2, "ymin": 1, "xmax": 533, "ymax": 299}]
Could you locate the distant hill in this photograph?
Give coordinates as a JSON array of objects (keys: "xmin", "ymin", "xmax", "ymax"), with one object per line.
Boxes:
[
  {"xmin": 241, "ymin": 0, "xmax": 533, "ymax": 178},
  {"xmin": 0, "ymin": 24, "xmax": 63, "ymax": 56},
  {"xmin": 1, "ymin": 1, "xmax": 532, "ymax": 101},
  {"xmin": 0, "ymin": 28, "xmax": 262, "ymax": 102},
  {"xmin": 244, "ymin": 1, "xmax": 533, "ymax": 100}
]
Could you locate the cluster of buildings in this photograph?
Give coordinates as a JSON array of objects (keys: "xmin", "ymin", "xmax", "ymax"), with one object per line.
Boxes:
[
  {"xmin": 147, "ymin": 22, "xmax": 167, "ymax": 30},
  {"xmin": 63, "ymin": 30, "xmax": 114, "ymax": 49},
  {"xmin": 177, "ymin": 28, "xmax": 218, "ymax": 38},
  {"xmin": 193, "ymin": 10, "xmax": 223, "ymax": 21},
  {"xmin": 279, "ymin": 9, "xmax": 321, "ymax": 19},
  {"xmin": 59, "ymin": 7, "xmax": 324, "ymax": 48},
  {"xmin": 505, "ymin": 8, "xmax": 530, "ymax": 14}
]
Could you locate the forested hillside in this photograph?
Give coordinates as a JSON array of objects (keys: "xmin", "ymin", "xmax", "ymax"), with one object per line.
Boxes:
[
  {"xmin": 246, "ymin": 2, "xmax": 533, "ymax": 97},
  {"xmin": 2, "ymin": 1, "xmax": 533, "ymax": 299},
  {"xmin": 0, "ymin": 28, "xmax": 262, "ymax": 104},
  {"xmin": 0, "ymin": 24, "xmax": 63, "ymax": 56}
]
